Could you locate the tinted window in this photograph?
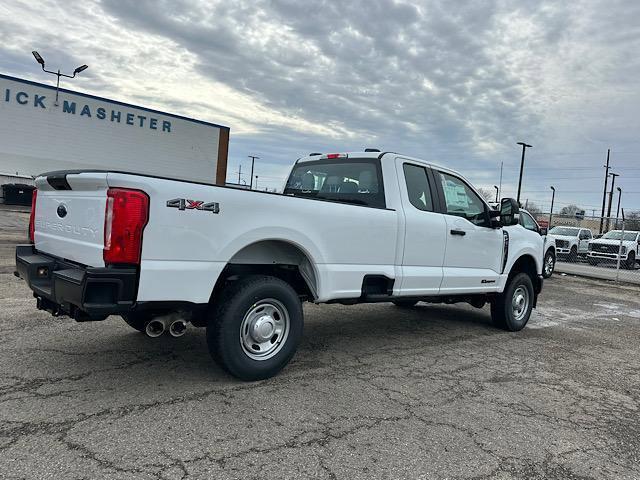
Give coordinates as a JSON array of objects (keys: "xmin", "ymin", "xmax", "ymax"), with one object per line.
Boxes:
[
  {"xmin": 438, "ymin": 172, "xmax": 489, "ymax": 227},
  {"xmin": 403, "ymin": 164, "xmax": 434, "ymax": 212},
  {"xmin": 602, "ymin": 231, "xmax": 640, "ymax": 241},
  {"xmin": 520, "ymin": 212, "xmax": 538, "ymax": 231},
  {"xmin": 284, "ymin": 159, "xmax": 385, "ymax": 208}
]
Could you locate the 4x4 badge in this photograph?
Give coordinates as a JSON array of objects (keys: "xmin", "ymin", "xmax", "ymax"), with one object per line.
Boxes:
[{"xmin": 167, "ymin": 198, "xmax": 220, "ymax": 213}]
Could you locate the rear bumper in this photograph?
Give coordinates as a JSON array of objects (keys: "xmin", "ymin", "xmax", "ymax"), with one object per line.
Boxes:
[{"xmin": 15, "ymin": 245, "xmax": 137, "ymax": 320}]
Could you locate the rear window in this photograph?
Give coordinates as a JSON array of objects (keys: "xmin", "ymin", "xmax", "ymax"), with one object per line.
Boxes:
[{"xmin": 284, "ymin": 158, "xmax": 385, "ymax": 208}]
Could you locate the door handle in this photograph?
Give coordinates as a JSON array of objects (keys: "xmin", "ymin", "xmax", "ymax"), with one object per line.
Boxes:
[{"xmin": 450, "ymin": 229, "xmax": 466, "ymax": 236}]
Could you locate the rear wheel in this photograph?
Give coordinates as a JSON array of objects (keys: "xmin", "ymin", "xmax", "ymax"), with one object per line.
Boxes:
[
  {"xmin": 207, "ymin": 275, "xmax": 303, "ymax": 381},
  {"xmin": 542, "ymin": 250, "xmax": 555, "ymax": 278},
  {"xmin": 491, "ymin": 273, "xmax": 534, "ymax": 331},
  {"xmin": 392, "ymin": 300, "xmax": 418, "ymax": 308},
  {"xmin": 568, "ymin": 246, "xmax": 578, "ymax": 263}
]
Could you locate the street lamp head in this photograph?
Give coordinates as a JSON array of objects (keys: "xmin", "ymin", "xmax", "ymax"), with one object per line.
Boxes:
[
  {"xmin": 517, "ymin": 142, "xmax": 532, "ymax": 148},
  {"xmin": 617, "ymin": 186, "xmax": 622, "ymax": 192},
  {"xmin": 32, "ymin": 51, "xmax": 45, "ymax": 67},
  {"xmin": 550, "ymin": 186, "xmax": 555, "ymax": 191},
  {"xmin": 73, "ymin": 64, "xmax": 88, "ymax": 75}
]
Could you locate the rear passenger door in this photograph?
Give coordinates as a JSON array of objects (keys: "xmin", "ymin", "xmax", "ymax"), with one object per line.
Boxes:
[
  {"xmin": 434, "ymin": 170, "xmax": 504, "ymax": 292},
  {"xmin": 395, "ymin": 159, "xmax": 446, "ymax": 295}
]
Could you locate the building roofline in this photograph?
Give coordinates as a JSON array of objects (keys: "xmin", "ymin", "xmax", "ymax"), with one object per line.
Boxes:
[{"xmin": 0, "ymin": 72, "xmax": 230, "ymax": 131}]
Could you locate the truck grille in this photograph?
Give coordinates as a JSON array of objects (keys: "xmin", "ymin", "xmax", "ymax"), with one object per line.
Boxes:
[
  {"xmin": 556, "ymin": 240, "xmax": 569, "ymax": 248},
  {"xmin": 591, "ymin": 244, "xmax": 618, "ymax": 254}
]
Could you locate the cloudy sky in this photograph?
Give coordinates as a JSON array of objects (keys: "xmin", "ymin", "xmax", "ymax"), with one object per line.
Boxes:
[{"xmin": 1, "ymin": 0, "xmax": 640, "ymax": 213}]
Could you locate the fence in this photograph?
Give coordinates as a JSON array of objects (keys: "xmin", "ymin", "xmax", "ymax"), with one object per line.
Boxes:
[{"xmin": 542, "ymin": 215, "xmax": 640, "ymax": 285}]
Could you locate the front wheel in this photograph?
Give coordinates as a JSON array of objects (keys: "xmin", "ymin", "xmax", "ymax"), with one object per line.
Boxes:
[
  {"xmin": 491, "ymin": 273, "xmax": 534, "ymax": 331},
  {"xmin": 625, "ymin": 251, "xmax": 636, "ymax": 270},
  {"xmin": 542, "ymin": 250, "xmax": 555, "ymax": 278},
  {"xmin": 207, "ymin": 275, "xmax": 303, "ymax": 381}
]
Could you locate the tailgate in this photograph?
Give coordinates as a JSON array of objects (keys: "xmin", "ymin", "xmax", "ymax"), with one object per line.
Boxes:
[{"xmin": 34, "ymin": 173, "xmax": 109, "ymax": 267}]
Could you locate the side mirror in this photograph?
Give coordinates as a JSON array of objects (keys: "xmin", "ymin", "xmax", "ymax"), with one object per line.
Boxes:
[
  {"xmin": 539, "ymin": 227, "xmax": 548, "ymax": 236},
  {"xmin": 500, "ymin": 198, "xmax": 519, "ymax": 226}
]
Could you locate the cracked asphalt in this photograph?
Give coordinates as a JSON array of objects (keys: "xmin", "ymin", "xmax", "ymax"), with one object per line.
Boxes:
[{"xmin": 2, "ymin": 212, "xmax": 640, "ymax": 479}]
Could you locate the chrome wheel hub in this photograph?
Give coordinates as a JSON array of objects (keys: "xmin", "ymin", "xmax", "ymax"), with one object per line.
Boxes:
[
  {"xmin": 512, "ymin": 286, "xmax": 529, "ymax": 322},
  {"xmin": 545, "ymin": 255, "xmax": 554, "ymax": 275},
  {"xmin": 240, "ymin": 299, "xmax": 289, "ymax": 361}
]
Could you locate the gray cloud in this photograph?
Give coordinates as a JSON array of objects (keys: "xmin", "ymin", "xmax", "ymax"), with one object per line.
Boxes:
[{"xmin": 2, "ymin": 0, "xmax": 640, "ymax": 208}]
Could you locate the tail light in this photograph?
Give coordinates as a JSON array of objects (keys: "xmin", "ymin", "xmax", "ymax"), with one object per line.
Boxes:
[
  {"xmin": 29, "ymin": 189, "xmax": 38, "ymax": 243},
  {"xmin": 103, "ymin": 188, "xmax": 149, "ymax": 265}
]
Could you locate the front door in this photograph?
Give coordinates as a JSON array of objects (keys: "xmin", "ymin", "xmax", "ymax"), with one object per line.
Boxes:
[{"xmin": 435, "ymin": 170, "xmax": 504, "ymax": 293}]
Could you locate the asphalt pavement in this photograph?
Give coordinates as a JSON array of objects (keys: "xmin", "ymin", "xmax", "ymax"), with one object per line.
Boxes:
[{"xmin": 2, "ymin": 211, "xmax": 640, "ymax": 479}]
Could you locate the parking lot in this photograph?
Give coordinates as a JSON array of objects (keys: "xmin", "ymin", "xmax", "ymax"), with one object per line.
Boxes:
[{"xmin": 2, "ymin": 213, "xmax": 640, "ymax": 479}]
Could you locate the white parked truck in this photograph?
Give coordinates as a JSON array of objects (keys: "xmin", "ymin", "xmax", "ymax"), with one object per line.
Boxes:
[
  {"xmin": 547, "ymin": 226, "xmax": 592, "ymax": 262},
  {"xmin": 16, "ymin": 151, "xmax": 544, "ymax": 380},
  {"xmin": 587, "ymin": 230, "xmax": 640, "ymax": 269}
]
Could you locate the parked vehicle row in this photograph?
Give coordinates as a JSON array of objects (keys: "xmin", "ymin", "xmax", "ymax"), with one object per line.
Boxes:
[{"xmin": 547, "ymin": 225, "xmax": 639, "ymax": 269}]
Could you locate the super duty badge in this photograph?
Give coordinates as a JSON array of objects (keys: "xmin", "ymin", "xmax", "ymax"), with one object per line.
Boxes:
[{"xmin": 167, "ymin": 198, "xmax": 220, "ymax": 213}]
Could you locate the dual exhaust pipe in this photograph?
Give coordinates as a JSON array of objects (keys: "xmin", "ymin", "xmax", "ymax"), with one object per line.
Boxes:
[{"xmin": 145, "ymin": 315, "xmax": 188, "ymax": 338}]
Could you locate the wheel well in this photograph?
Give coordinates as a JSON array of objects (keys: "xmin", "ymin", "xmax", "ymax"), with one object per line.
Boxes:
[
  {"xmin": 210, "ymin": 240, "xmax": 318, "ymax": 305},
  {"xmin": 509, "ymin": 254, "xmax": 541, "ymax": 294}
]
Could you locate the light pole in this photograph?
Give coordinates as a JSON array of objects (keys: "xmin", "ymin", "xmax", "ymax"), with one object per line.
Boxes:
[
  {"xmin": 31, "ymin": 51, "xmax": 88, "ymax": 106},
  {"xmin": 248, "ymin": 155, "xmax": 259, "ymax": 190},
  {"xmin": 493, "ymin": 185, "xmax": 499, "ymax": 203},
  {"xmin": 615, "ymin": 187, "xmax": 622, "ymax": 229},
  {"xmin": 516, "ymin": 142, "xmax": 532, "ymax": 205},
  {"xmin": 498, "ymin": 161, "xmax": 503, "ymax": 200},
  {"xmin": 605, "ymin": 172, "xmax": 619, "ymax": 231},
  {"xmin": 549, "ymin": 186, "xmax": 555, "ymax": 228},
  {"xmin": 255, "ymin": 175, "xmax": 259, "ymax": 190}
]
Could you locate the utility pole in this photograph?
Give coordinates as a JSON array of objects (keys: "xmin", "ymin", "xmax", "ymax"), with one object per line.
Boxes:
[
  {"xmin": 498, "ymin": 161, "xmax": 503, "ymax": 200},
  {"xmin": 615, "ymin": 187, "xmax": 622, "ymax": 229},
  {"xmin": 605, "ymin": 172, "xmax": 619, "ymax": 231},
  {"xmin": 255, "ymin": 175, "xmax": 259, "ymax": 190},
  {"xmin": 493, "ymin": 185, "xmax": 499, "ymax": 203},
  {"xmin": 237, "ymin": 164, "xmax": 242, "ymax": 185},
  {"xmin": 248, "ymin": 155, "xmax": 259, "ymax": 190},
  {"xmin": 516, "ymin": 142, "xmax": 532, "ymax": 205},
  {"xmin": 549, "ymin": 186, "xmax": 555, "ymax": 228},
  {"xmin": 599, "ymin": 149, "xmax": 611, "ymax": 234}
]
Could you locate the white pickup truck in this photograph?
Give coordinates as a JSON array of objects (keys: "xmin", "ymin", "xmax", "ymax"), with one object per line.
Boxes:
[
  {"xmin": 587, "ymin": 230, "xmax": 640, "ymax": 269},
  {"xmin": 16, "ymin": 151, "xmax": 544, "ymax": 380}
]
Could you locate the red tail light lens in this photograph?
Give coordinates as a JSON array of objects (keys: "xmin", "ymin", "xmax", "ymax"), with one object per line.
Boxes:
[
  {"xmin": 29, "ymin": 189, "xmax": 38, "ymax": 243},
  {"xmin": 103, "ymin": 188, "xmax": 149, "ymax": 265}
]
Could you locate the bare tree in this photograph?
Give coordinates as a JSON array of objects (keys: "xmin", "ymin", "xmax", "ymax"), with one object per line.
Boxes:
[
  {"xmin": 560, "ymin": 204, "xmax": 582, "ymax": 216},
  {"xmin": 477, "ymin": 188, "xmax": 495, "ymax": 203},
  {"xmin": 525, "ymin": 201, "xmax": 542, "ymax": 216}
]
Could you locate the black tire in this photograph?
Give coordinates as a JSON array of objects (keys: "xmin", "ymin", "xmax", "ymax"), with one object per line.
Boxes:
[
  {"xmin": 121, "ymin": 311, "xmax": 155, "ymax": 333},
  {"xmin": 491, "ymin": 272, "xmax": 534, "ymax": 332},
  {"xmin": 625, "ymin": 251, "xmax": 636, "ymax": 270},
  {"xmin": 568, "ymin": 246, "xmax": 578, "ymax": 263},
  {"xmin": 392, "ymin": 300, "xmax": 418, "ymax": 308},
  {"xmin": 542, "ymin": 250, "xmax": 555, "ymax": 279},
  {"xmin": 207, "ymin": 275, "xmax": 303, "ymax": 381}
]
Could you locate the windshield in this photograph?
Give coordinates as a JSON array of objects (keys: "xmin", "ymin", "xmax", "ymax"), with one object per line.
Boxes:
[
  {"xmin": 602, "ymin": 231, "xmax": 639, "ymax": 241},
  {"xmin": 284, "ymin": 158, "xmax": 385, "ymax": 208},
  {"xmin": 550, "ymin": 227, "xmax": 580, "ymax": 236}
]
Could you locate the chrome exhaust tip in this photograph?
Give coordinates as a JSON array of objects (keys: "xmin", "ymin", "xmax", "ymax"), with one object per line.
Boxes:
[
  {"xmin": 145, "ymin": 319, "xmax": 166, "ymax": 338},
  {"xmin": 168, "ymin": 319, "xmax": 187, "ymax": 337}
]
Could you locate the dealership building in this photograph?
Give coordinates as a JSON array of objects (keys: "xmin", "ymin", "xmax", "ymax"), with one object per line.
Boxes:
[{"xmin": 0, "ymin": 73, "xmax": 229, "ymax": 201}]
